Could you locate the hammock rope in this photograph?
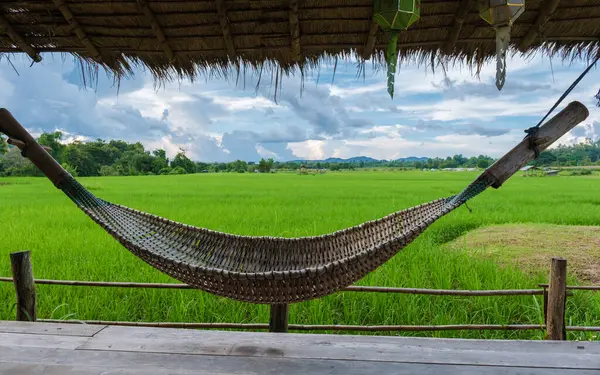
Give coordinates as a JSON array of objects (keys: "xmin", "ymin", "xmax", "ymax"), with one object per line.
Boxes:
[
  {"xmin": 0, "ymin": 100, "xmax": 589, "ymax": 303},
  {"xmin": 524, "ymin": 54, "xmax": 600, "ymax": 157}
]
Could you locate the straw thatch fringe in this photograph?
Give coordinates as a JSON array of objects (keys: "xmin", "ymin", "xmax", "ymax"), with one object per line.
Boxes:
[{"xmin": 1, "ymin": 0, "xmax": 599, "ymax": 93}]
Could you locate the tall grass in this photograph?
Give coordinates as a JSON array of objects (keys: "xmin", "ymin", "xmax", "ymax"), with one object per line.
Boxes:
[{"xmin": 1, "ymin": 171, "xmax": 599, "ymax": 340}]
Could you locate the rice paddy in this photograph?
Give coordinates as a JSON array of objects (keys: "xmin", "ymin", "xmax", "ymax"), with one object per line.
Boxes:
[{"xmin": 1, "ymin": 170, "xmax": 599, "ymax": 340}]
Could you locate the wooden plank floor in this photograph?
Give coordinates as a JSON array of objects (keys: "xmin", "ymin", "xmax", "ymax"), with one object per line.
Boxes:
[{"xmin": 1, "ymin": 321, "xmax": 599, "ymax": 374}]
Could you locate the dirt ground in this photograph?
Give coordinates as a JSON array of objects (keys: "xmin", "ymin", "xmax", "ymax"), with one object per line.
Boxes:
[{"xmin": 446, "ymin": 224, "xmax": 600, "ymax": 283}]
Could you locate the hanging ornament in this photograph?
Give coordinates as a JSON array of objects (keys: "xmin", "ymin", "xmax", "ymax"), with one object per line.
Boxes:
[
  {"xmin": 373, "ymin": 0, "xmax": 421, "ymax": 98},
  {"xmin": 478, "ymin": 0, "xmax": 525, "ymax": 90}
]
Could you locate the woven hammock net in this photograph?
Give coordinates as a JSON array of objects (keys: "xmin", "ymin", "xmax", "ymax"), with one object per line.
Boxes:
[{"xmin": 58, "ymin": 174, "xmax": 493, "ymax": 304}]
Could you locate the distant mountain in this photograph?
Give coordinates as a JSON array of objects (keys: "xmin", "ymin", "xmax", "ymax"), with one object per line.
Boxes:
[
  {"xmin": 287, "ymin": 156, "xmax": 428, "ymax": 163},
  {"xmin": 324, "ymin": 156, "xmax": 381, "ymax": 163},
  {"xmin": 289, "ymin": 156, "xmax": 383, "ymax": 163},
  {"xmin": 395, "ymin": 157, "xmax": 429, "ymax": 162}
]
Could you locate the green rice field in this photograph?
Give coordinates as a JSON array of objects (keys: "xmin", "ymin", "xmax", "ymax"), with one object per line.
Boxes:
[{"xmin": 1, "ymin": 171, "xmax": 599, "ymax": 340}]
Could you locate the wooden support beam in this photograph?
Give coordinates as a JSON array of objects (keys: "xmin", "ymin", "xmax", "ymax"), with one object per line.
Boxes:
[
  {"xmin": 362, "ymin": 18, "xmax": 379, "ymax": 60},
  {"xmin": 136, "ymin": 0, "xmax": 176, "ymax": 63},
  {"xmin": 546, "ymin": 257, "xmax": 567, "ymax": 340},
  {"xmin": 215, "ymin": 0, "xmax": 236, "ymax": 59},
  {"xmin": 269, "ymin": 304, "xmax": 289, "ymax": 333},
  {"xmin": 0, "ymin": 14, "xmax": 41, "ymax": 62},
  {"xmin": 483, "ymin": 101, "xmax": 588, "ymax": 188},
  {"xmin": 10, "ymin": 251, "xmax": 37, "ymax": 322},
  {"xmin": 52, "ymin": 0, "xmax": 102, "ymax": 60},
  {"xmin": 442, "ymin": 0, "xmax": 473, "ymax": 55},
  {"xmin": 519, "ymin": 0, "xmax": 562, "ymax": 52},
  {"xmin": 289, "ymin": 0, "xmax": 301, "ymax": 63}
]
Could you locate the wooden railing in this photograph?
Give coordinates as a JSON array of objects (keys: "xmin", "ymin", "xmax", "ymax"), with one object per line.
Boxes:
[{"xmin": 3, "ymin": 251, "xmax": 599, "ymax": 340}]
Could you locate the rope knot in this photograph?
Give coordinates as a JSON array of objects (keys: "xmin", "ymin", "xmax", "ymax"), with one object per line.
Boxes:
[{"xmin": 524, "ymin": 126, "xmax": 541, "ymax": 158}]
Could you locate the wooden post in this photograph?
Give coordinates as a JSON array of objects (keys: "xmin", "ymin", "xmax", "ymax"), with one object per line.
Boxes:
[
  {"xmin": 546, "ymin": 257, "xmax": 566, "ymax": 340},
  {"xmin": 10, "ymin": 251, "xmax": 37, "ymax": 322},
  {"xmin": 269, "ymin": 304, "xmax": 289, "ymax": 333},
  {"xmin": 542, "ymin": 285, "xmax": 548, "ymax": 324}
]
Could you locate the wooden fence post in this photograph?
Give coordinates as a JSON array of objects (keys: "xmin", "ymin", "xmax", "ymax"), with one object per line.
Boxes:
[
  {"xmin": 10, "ymin": 251, "xmax": 37, "ymax": 322},
  {"xmin": 546, "ymin": 257, "xmax": 566, "ymax": 340},
  {"xmin": 269, "ymin": 304, "xmax": 289, "ymax": 332},
  {"xmin": 542, "ymin": 285, "xmax": 548, "ymax": 324}
]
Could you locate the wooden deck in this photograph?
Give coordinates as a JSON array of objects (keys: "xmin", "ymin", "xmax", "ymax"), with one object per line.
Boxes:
[{"xmin": 1, "ymin": 321, "xmax": 599, "ymax": 374}]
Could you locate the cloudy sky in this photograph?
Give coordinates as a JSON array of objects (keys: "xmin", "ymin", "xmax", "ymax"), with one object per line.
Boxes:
[{"xmin": 1, "ymin": 51, "xmax": 599, "ymax": 162}]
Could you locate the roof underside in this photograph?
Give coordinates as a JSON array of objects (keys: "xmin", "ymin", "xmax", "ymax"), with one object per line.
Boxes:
[{"xmin": 0, "ymin": 0, "xmax": 599, "ymax": 83}]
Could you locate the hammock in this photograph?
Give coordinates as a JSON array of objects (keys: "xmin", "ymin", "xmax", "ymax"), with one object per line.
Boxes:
[{"xmin": 0, "ymin": 102, "xmax": 588, "ymax": 303}]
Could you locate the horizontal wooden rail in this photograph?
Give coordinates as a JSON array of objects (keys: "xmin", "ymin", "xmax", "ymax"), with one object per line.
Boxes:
[
  {"xmin": 0, "ymin": 278, "xmax": 197, "ymax": 289},
  {"xmin": 344, "ymin": 286, "xmax": 544, "ymax": 296},
  {"xmin": 0, "ymin": 277, "xmax": 545, "ymax": 296},
  {"xmin": 539, "ymin": 283, "xmax": 600, "ymax": 291},
  {"xmin": 39, "ymin": 319, "xmax": 547, "ymax": 332},
  {"xmin": 37, "ymin": 319, "xmax": 600, "ymax": 332}
]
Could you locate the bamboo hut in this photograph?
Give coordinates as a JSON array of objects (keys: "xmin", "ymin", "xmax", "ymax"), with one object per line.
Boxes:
[
  {"xmin": 1, "ymin": 0, "xmax": 599, "ymax": 93},
  {"xmin": 0, "ymin": 1, "xmax": 596, "ymax": 305}
]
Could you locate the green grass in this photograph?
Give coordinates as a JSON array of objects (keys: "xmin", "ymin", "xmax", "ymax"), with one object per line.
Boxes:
[{"xmin": 1, "ymin": 171, "xmax": 600, "ymax": 340}]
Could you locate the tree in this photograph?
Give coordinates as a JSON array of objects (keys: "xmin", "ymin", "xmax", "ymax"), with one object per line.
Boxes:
[
  {"xmin": 266, "ymin": 158, "xmax": 275, "ymax": 172},
  {"xmin": 231, "ymin": 159, "xmax": 248, "ymax": 173},
  {"xmin": 99, "ymin": 165, "xmax": 118, "ymax": 176},
  {"xmin": 195, "ymin": 162, "xmax": 210, "ymax": 173},
  {"xmin": 61, "ymin": 162, "xmax": 79, "ymax": 177},
  {"xmin": 0, "ymin": 147, "xmax": 41, "ymax": 176},
  {"xmin": 171, "ymin": 151, "xmax": 195, "ymax": 174},
  {"xmin": 258, "ymin": 158, "xmax": 268, "ymax": 173},
  {"xmin": 477, "ymin": 159, "xmax": 490, "ymax": 169},
  {"xmin": 534, "ymin": 151, "xmax": 557, "ymax": 167},
  {"xmin": 0, "ymin": 135, "xmax": 7, "ymax": 155},
  {"xmin": 38, "ymin": 131, "xmax": 65, "ymax": 161},
  {"xmin": 169, "ymin": 166, "xmax": 187, "ymax": 175},
  {"xmin": 62, "ymin": 142, "xmax": 98, "ymax": 176},
  {"xmin": 258, "ymin": 158, "xmax": 275, "ymax": 173},
  {"xmin": 152, "ymin": 149, "xmax": 169, "ymax": 174},
  {"xmin": 452, "ymin": 154, "xmax": 467, "ymax": 166}
]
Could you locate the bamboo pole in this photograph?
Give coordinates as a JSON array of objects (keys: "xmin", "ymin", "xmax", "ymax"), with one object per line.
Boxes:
[
  {"xmin": 483, "ymin": 101, "xmax": 588, "ymax": 188},
  {"xmin": 10, "ymin": 251, "xmax": 37, "ymax": 322},
  {"xmin": 38, "ymin": 319, "xmax": 547, "ymax": 332},
  {"xmin": 0, "ymin": 277, "xmax": 545, "ymax": 296},
  {"xmin": 539, "ymin": 283, "xmax": 600, "ymax": 291},
  {"xmin": 546, "ymin": 257, "xmax": 567, "ymax": 340}
]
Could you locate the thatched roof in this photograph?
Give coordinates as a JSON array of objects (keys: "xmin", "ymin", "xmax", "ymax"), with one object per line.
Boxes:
[{"xmin": 1, "ymin": 0, "xmax": 599, "ymax": 84}]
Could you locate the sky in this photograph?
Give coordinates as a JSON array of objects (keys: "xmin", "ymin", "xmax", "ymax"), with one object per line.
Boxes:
[{"xmin": 1, "ymin": 51, "xmax": 599, "ymax": 163}]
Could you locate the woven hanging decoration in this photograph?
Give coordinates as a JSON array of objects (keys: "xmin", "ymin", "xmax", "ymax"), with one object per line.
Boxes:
[
  {"xmin": 373, "ymin": 0, "xmax": 421, "ymax": 98},
  {"xmin": 478, "ymin": 0, "xmax": 525, "ymax": 90}
]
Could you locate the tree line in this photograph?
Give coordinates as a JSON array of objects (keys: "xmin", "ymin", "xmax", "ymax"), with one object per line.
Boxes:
[
  {"xmin": 1, "ymin": 132, "xmax": 599, "ymax": 177},
  {"xmin": 0, "ymin": 132, "xmax": 278, "ymax": 177},
  {"xmin": 533, "ymin": 139, "xmax": 600, "ymax": 167}
]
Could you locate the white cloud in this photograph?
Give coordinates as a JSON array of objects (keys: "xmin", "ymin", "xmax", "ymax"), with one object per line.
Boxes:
[
  {"xmin": 405, "ymin": 95, "xmax": 558, "ymax": 122},
  {"xmin": 1, "ymin": 52, "xmax": 598, "ymax": 163},
  {"xmin": 212, "ymin": 96, "xmax": 277, "ymax": 111},
  {"xmin": 288, "ymin": 140, "xmax": 328, "ymax": 160}
]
